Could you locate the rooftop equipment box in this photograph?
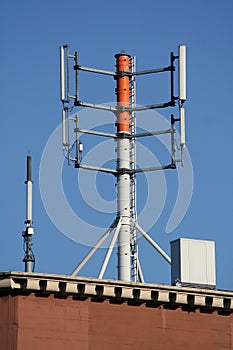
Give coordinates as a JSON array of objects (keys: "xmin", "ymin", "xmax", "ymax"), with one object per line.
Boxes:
[{"xmin": 170, "ymin": 238, "xmax": 216, "ymax": 289}]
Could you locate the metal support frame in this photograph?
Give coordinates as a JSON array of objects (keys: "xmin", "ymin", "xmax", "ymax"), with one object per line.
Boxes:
[
  {"xmin": 170, "ymin": 52, "xmax": 177, "ymax": 105},
  {"xmin": 98, "ymin": 218, "xmax": 122, "ymax": 279},
  {"xmin": 137, "ymin": 260, "xmax": 144, "ymax": 283},
  {"xmin": 74, "ymin": 63, "xmax": 172, "ymax": 77},
  {"xmin": 74, "ymin": 100, "xmax": 173, "ymax": 112},
  {"xmin": 132, "ymin": 221, "xmax": 171, "ymax": 264},
  {"xmin": 71, "ymin": 219, "xmax": 118, "ymax": 276},
  {"xmin": 74, "ymin": 127, "xmax": 172, "ymax": 139}
]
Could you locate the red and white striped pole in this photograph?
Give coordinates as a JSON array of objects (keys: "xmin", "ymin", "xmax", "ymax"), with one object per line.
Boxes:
[{"xmin": 115, "ymin": 52, "xmax": 131, "ymax": 281}]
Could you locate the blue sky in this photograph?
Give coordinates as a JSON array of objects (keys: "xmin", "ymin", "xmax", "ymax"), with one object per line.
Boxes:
[{"xmin": 1, "ymin": 0, "xmax": 233, "ymax": 290}]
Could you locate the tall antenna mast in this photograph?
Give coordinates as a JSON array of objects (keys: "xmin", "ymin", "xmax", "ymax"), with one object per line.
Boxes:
[
  {"xmin": 22, "ymin": 155, "xmax": 35, "ymax": 272},
  {"xmin": 60, "ymin": 45, "xmax": 186, "ymax": 282},
  {"xmin": 115, "ymin": 51, "xmax": 131, "ymax": 281}
]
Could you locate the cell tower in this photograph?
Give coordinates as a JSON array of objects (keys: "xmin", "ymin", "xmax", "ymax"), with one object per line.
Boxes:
[{"xmin": 59, "ymin": 45, "xmax": 186, "ymax": 282}]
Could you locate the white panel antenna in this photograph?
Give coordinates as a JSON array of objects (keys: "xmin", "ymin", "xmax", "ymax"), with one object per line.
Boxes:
[
  {"xmin": 180, "ymin": 106, "xmax": 185, "ymax": 148},
  {"xmin": 60, "ymin": 46, "xmax": 66, "ymax": 102},
  {"xmin": 178, "ymin": 45, "xmax": 186, "ymax": 103},
  {"xmin": 62, "ymin": 108, "xmax": 67, "ymax": 147}
]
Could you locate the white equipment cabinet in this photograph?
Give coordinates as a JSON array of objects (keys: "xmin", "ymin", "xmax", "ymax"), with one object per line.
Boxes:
[{"xmin": 170, "ymin": 238, "xmax": 216, "ymax": 289}]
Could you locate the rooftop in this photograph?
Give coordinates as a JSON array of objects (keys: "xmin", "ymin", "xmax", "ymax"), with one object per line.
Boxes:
[{"xmin": 0, "ymin": 271, "xmax": 232, "ymax": 314}]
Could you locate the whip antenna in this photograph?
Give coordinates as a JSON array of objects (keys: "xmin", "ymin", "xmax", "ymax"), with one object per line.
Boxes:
[{"xmin": 22, "ymin": 154, "xmax": 35, "ymax": 272}]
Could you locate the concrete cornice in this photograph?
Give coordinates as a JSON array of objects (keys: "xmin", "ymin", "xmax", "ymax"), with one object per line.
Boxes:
[{"xmin": 0, "ymin": 271, "xmax": 232, "ymax": 313}]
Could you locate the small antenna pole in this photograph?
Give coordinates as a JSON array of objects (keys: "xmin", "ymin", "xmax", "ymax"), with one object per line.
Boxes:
[{"xmin": 22, "ymin": 155, "xmax": 35, "ymax": 272}]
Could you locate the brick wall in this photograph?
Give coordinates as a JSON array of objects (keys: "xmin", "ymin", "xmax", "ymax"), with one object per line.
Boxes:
[{"xmin": 0, "ymin": 294, "xmax": 232, "ymax": 350}]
